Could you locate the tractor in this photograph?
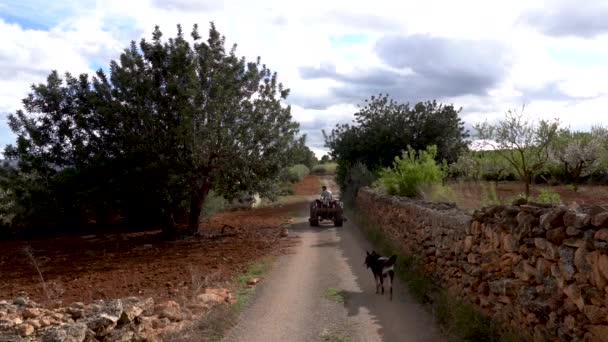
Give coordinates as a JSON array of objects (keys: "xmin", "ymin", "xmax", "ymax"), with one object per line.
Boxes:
[{"xmin": 309, "ymin": 197, "xmax": 346, "ymax": 227}]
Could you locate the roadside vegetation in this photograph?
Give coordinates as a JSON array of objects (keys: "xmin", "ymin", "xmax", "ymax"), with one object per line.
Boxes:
[
  {"xmin": 0, "ymin": 23, "xmax": 318, "ymax": 239},
  {"xmin": 350, "ymin": 210, "xmax": 524, "ymax": 342}
]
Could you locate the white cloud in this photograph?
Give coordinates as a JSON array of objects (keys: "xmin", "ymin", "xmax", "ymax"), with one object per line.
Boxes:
[{"xmin": 2, "ymin": 0, "xmax": 608, "ymax": 156}]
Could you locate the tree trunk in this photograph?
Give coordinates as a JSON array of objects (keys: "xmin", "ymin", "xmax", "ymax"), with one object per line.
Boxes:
[
  {"xmin": 524, "ymin": 173, "xmax": 531, "ymax": 199},
  {"xmin": 187, "ymin": 183, "xmax": 211, "ymax": 235},
  {"xmin": 162, "ymin": 209, "xmax": 178, "ymax": 239}
]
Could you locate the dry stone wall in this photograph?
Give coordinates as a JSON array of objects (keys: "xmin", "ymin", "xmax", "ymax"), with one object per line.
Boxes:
[{"xmin": 357, "ymin": 187, "xmax": 608, "ymax": 341}]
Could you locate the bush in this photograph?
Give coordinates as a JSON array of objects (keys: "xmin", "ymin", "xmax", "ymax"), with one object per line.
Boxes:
[
  {"xmin": 341, "ymin": 162, "xmax": 376, "ymax": 206},
  {"xmin": 376, "ymin": 146, "xmax": 447, "ymax": 198},
  {"xmin": 311, "ymin": 163, "xmax": 337, "ymax": 175},
  {"xmin": 535, "ymin": 189, "xmax": 561, "ymax": 204},
  {"xmin": 280, "ymin": 164, "xmax": 310, "ymax": 183}
]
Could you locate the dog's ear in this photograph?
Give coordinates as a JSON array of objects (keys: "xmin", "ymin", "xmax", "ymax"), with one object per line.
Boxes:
[{"xmin": 366, "ymin": 251, "xmax": 370, "ymax": 256}]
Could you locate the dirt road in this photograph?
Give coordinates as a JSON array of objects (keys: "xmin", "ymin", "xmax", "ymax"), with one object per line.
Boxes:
[{"xmin": 223, "ymin": 180, "xmax": 444, "ymax": 342}]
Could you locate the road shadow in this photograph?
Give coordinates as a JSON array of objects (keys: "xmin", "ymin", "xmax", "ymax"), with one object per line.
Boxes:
[{"xmin": 331, "ymin": 221, "xmax": 446, "ymax": 342}]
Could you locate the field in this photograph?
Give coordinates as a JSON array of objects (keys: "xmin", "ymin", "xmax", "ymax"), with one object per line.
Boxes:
[
  {"xmin": 0, "ymin": 177, "xmax": 320, "ymax": 307},
  {"xmin": 446, "ymin": 181, "xmax": 608, "ymax": 209}
]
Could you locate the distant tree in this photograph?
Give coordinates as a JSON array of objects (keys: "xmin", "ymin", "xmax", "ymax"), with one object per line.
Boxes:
[
  {"xmin": 3, "ymin": 23, "xmax": 300, "ymax": 236},
  {"xmin": 550, "ymin": 126, "xmax": 607, "ymax": 191},
  {"xmin": 320, "ymin": 155, "xmax": 331, "ymax": 164},
  {"xmin": 475, "ymin": 108, "xmax": 559, "ymax": 198},
  {"xmin": 324, "ymin": 94, "xmax": 469, "ymax": 187},
  {"xmin": 287, "ymin": 135, "xmax": 318, "ymax": 168}
]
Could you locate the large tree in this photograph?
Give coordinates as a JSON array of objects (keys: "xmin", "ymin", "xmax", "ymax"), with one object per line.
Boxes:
[
  {"xmin": 3, "ymin": 23, "xmax": 299, "ymax": 236},
  {"xmin": 475, "ymin": 108, "xmax": 560, "ymax": 198},
  {"xmin": 550, "ymin": 126, "xmax": 608, "ymax": 191},
  {"xmin": 324, "ymin": 94, "xmax": 469, "ymax": 186}
]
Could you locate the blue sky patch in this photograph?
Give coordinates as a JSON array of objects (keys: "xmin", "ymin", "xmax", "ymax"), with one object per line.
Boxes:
[
  {"xmin": 330, "ymin": 33, "xmax": 367, "ymax": 48},
  {"xmin": 0, "ymin": 0, "xmax": 96, "ymax": 30},
  {"xmin": 547, "ymin": 46, "xmax": 608, "ymax": 67}
]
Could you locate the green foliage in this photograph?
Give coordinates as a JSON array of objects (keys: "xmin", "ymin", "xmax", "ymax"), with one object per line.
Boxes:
[
  {"xmin": 287, "ymin": 136, "xmax": 318, "ymax": 168},
  {"xmin": 282, "ymin": 164, "xmax": 310, "ymax": 183},
  {"xmin": 535, "ymin": 189, "xmax": 561, "ymax": 204},
  {"xmin": 376, "ymin": 146, "xmax": 447, "ymax": 198},
  {"xmin": 325, "ymin": 94, "xmax": 469, "ymax": 188},
  {"xmin": 320, "ymin": 155, "xmax": 332, "ymax": 164},
  {"xmin": 548, "ymin": 126, "xmax": 608, "ymax": 190},
  {"xmin": 200, "ymin": 190, "xmax": 227, "ymax": 221},
  {"xmin": 341, "ymin": 162, "xmax": 376, "ymax": 207},
  {"xmin": 475, "ymin": 108, "xmax": 560, "ymax": 198},
  {"xmin": 2, "ymin": 23, "xmax": 300, "ymax": 236},
  {"xmin": 450, "ymin": 151, "xmax": 515, "ymax": 182},
  {"xmin": 419, "ymin": 184, "xmax": 457, "ymax": 203},
  {"xmin": 311, "ymin": 162, "xmax": 337, "ymax": 175}
]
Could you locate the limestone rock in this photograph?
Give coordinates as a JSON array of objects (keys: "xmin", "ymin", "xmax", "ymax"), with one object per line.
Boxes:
[
  {"xmin": 155, "ymin": 301, "xmax": 182, "ymax": 322},
  {"xmin": 43, "ymin": 322, "xmax": 88, "ymax": 342},
  {"xmin": 592, "ymin": 212, "xmax": 608, "ymax": 227},
  {"xmin": 546, "ymin": 226, "xmax": 567, "ymax": 245},
  {"xmin": 18, "ymin": 323, "xmax": 34, "ymax": 337}
]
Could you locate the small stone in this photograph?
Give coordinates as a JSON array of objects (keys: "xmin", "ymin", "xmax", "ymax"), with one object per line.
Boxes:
[
  {"xmin": 102, "ymin": 328, "xmax": 134, "ymax": 342},
  {"xmin": 567, "ymin": 226, "xmax": 583, "ymax": 236},
  {"xmin": 587, "ymin": 251, "xmax": 608, "ymax": 289},
  {"xmin": 546, "ymin": 227, "xmax": 567, "ymax": 244},
  {"xmin": 119, "ymin": 297, "xmax": 154, "ymax": 324},
  {"xmin": 502, "ymin": 234, "xmax": 518, "ymax": 253},
  {"xmin": 584, "ymin": 305, "xmax": 608, "ymax": 324},
  {"xmin": 599, "ymin": 254, "xmax": 608, "ymax": 281},
  {"xmin": 70, "ymin": 302, "xmax": 85, "ymax": 310},
  {"xmin": 13, "ymin": 297, "xmax": 28, "ymax": 306},
  {"xmin": 595, "ymin": 229, "xmax": 608, "ymax": 241},
  {"xmin": 467, "ymin": 253, "xmax": 480, "ymax": 264},
  {"xmin": 535, "ymin": 238, "xmax": 559, "ymax": 260},
  {"xmin": 592, "ymin": 212, "xmax": 608, "ymax": 227},
  {"xmin": 564, "ymin": 315, "xmax": 576, "ymax": 331},
  {"xmin": 86, "ymin": 313, "xmax": 118, "ymax": 337},
  {"xmin": 22, "ymin": 307, "xmax": 41, "ymax": 319},
  {"xmin": 27, "ymin": 319, "xmax": 42, "ymax": 329},
  {"xmin": 39, "ymin": 317, "xmax": 51, "ymax": 327},
  {"xmin": 18, "ymin": 323, "xmax": 35, "ymax": 337},
  {"xmin": 564, "ymin": 210, "xmax": 589, "ymax": 228},
  {"xmin": 574, "ymin": 247, "xmax": 592, "ymax": 273},
  {"xmin": 247, "ymin": 278, "xmax": 262, "ymax": 286},
  {"xmin": 155, "ymin": 301, "xmax": 182, "ymax": 322},
  {"xmin": 197, "ymin": 293, "xmax": 224, "ymax": 306},
  {"xmin": 463, "ymin": 236, "xmax": 474, "ymax": 253},
  {"xmin": 563, "ymin": 284, "xmax": 584, "ymax": 311},
  {"xmin": 42, "ymin": 322, "xmax": 88, "ymax": 342},
  {"xmin": 587, "ymin": 325, "xmax": 608, "ymax": 342},
  {"xmin": 559, "ymin": 246, "xmax": 576, "ymax": 281}
]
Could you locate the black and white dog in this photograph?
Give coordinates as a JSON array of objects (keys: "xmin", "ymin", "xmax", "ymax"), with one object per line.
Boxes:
[{"xmin": 364, "ymin": 251, "xmax": 397, "ymax": 300}]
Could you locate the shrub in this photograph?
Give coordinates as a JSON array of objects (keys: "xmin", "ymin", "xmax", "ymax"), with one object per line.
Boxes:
[
  {"xmin": 312, "ymin": 162, "xmax": 337, "ymax": 175},
  {"xmin": 342, "ymin": 162, "xmax": 376, "ymax": 206},
  {"xmin": 280, "ymin": 164, "xmax": 310, "ymax": 183},
  {"xmin": 419, "ymin": 184, "xmax": 456, "ymax": 203},
  {"xmin": 376, "ymin": 145, "xmax": 447, "ymax": 198},
  {"xmin": 535, "ymin": 189, "xmax": 561, "ymax": 204},
  {"xmin": 201, "ymin": 190, "xmax": 227, "ymax": 220}
]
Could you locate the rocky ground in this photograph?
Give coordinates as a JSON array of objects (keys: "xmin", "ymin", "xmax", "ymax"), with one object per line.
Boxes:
[
  {"xmin": 0, "ymin": 288, "xmax": 236, "ymax": 341},
  {"xmin": 0, "ymin": 176, "xmax": 321, "ymax": 341}
]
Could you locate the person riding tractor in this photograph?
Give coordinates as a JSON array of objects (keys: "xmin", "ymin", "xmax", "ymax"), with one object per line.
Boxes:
[
  {"xmin": 320, "ymin": 186, "xmax": 333, "ymax": 207},
  {"xmin": 310, "ymin": 185, "xmax": 344, "ymax": 227}
]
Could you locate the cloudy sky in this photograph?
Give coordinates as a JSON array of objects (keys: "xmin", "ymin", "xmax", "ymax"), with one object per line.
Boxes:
[{"xmin": 1, "ymin": 0, "xmax": 608, "ymax": 157}]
